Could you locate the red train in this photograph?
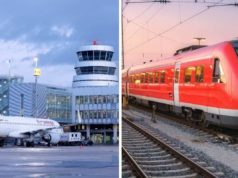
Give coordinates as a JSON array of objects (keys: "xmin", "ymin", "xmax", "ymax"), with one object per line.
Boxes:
[{"xmin": 122, "ymin": 40, "xmax": 238, "ymax": 129}]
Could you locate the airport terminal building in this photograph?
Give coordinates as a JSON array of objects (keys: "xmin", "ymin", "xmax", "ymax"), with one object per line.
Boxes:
[{"xmin": 0, "ymin": 43, "xmax": 119, "ymax": 144}]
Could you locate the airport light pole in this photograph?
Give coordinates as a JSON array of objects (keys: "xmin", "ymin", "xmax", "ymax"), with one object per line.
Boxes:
[
  {"xmin": 33, "ymin": 57, "xmax": 41, "ymax": 118},
  {"xmin": 7, "ymin": 59, "xmax": 12, "ymax": 83}
]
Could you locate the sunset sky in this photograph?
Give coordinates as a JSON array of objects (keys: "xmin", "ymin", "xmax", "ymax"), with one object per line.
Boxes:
[{"xmin": 123, "ymin": 0, "xmax": 238, "ymax": 68}]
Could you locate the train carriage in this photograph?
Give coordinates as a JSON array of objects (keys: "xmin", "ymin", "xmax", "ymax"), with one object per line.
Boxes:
[{"xmin": 122, "ymin": 40, "xmax": 238, "ymax": 129}]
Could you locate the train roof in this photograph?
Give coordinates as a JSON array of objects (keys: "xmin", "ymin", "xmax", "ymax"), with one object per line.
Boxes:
[
  {"xmin": 125, "ymin": 40, "xmax": 237, "ymax": 74},
  {"xmin": 174, "ymin": 45, "xmax": 207, "ymax": 56}
]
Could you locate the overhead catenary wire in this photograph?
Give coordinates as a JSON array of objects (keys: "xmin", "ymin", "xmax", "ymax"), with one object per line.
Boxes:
[
  {"xmin": 124, "ymin": 15, "xmax": 189, "ymax": 46},
  {"xmin": 208, "ymin": 3, "xmax": 238, "ymax": 7},
  {"xmin": 125, "ymin": 0, "xmax": 224, "ymax": 54},
  {"xmin": 129, "ymin": 3, "xmax": 154, "ymax": 22},
  {"xmin": 126, "ymin": 0, "xmax": 228, "ymax": 4},
  {"xmin": 125, "ymin": 4, "xmax": 165, "ymax": 41}
]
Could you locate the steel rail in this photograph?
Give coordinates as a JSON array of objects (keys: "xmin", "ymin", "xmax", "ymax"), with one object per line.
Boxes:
[
  {"xmin": 129, "ymin": 104, "xmax": 238, "ymax": 143},
  {"xmin": 123, "ymin": 115, "xmax": 218, "ymax": 178},
  {"xmin": 122, "ymin": 146, "xmax": 148, "ymax": 178}
]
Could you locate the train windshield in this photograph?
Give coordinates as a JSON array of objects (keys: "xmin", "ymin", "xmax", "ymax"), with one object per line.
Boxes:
[
  {"xmin": 231, "ymin": 41, "xmax": 238, "ymax": 56},
  {"xmin": 234, "ymin": 48, "xmax": 238, "ymax": 56}
]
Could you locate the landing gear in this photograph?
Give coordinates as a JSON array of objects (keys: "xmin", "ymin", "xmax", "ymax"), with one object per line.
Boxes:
[
  {"xmin": 25, "ymin": 141, "xmax": 35, "ymax": 147},
  {"xmin": 47, "ymin": 142, "xmax": 51, "ymax": 147},
  {"xmin": 0, "ymin": 139, "xmax": 4, "ymax": 147},
  {"xmin": 42, "ymin": 134, "xmax": 51, "ymax": 147}
]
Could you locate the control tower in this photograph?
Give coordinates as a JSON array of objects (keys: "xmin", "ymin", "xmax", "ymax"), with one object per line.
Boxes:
[
  {"xmin": 71, "ymin": 42, "xmax": 119, "ymax": 144},
  {"xmin": 72, "ymin": 41, "xmax": 118, "ymax": 87}
]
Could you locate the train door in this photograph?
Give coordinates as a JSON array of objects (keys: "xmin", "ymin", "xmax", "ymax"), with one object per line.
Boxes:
[
  {"xmin": 174, "ymin": 62, "xmax": 180, "ymax": 106},
  {"xmin": 126, "ymin": 68, "xmax": 130, "ymax": 97}
]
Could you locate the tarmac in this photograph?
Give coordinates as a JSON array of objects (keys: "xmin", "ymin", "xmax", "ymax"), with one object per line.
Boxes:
[{"xmin": 0, "ymin": 145, "xmax": 118, "ymax": 178}]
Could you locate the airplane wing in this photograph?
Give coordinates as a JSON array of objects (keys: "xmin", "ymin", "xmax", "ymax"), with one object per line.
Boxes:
[{"xmin": 8, "ymin": 127, "xmax": 57, "ymax": 138}]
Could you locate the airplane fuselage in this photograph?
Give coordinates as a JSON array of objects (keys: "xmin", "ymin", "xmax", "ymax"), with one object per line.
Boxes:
[{"xmin": 0, "ymin": 115, "xmax": 63, "ymax": 144}]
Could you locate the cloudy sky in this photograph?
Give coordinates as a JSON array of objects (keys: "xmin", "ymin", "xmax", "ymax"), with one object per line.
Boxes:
[
  {"xmin": 123, "ymin": 0, "xmax": 238, "ymax": 68},
  {"xmin": 0, "ymin": 0, "xmax": 119, "ymax": 87}
]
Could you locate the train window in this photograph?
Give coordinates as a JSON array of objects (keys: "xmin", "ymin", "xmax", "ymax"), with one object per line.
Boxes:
[
  {"xmin": 149, "ymin": 73, "xmax": 153, "ymax": 83},
  {"xmin": 213, "ymin": 58, "xmax": 225, "ymax": 83},
  {"xmin": 129, "ymin": 76, "xmax": 132, "ymax": 83},
  {"xmin": 154, "ymin": 72, "xmax": 159, "ymax": 83},
  {"xmin": 174, "ymin": 69, "xmax": 179, "ymax": 83},
  {"xmin": 135, "ymin": 74, "xmax": 140, "ymax": 84},
  {"xmin": 132, "ymin": 75, "xmax": 135, "ymax": 83},
  {"xmin": 195, "ymin": 66, "xmax": 204, "ymax": 82},
  {"xmin": 160, "ymin": 71, "xmax": 166, "ymax": 83},
  {"xmin": 140, "ymin": 74, "xmax": 145, "ymax": 83},
  {"xmin": 184, "ymin": 67, "xmax": 193, "ymax": 83},
  {"xmin": 145, "ymin": 73, "xmax": 149, "ymax": 83}
]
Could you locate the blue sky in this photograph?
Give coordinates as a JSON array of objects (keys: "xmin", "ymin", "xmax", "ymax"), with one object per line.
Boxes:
[{"xmin": 0, "ymin": 0, "xmax": 119, "ymax": 87}]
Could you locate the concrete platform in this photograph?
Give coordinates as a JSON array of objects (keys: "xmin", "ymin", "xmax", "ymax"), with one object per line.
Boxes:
[{"xmin": 0, "ymin": 146, "xmax": 118, "ymax": 178}]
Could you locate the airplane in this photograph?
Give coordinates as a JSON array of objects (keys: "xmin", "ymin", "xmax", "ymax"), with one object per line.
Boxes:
[{"xmin": 0, "ymin": 114, "xmax": 81, "ymax": 147}]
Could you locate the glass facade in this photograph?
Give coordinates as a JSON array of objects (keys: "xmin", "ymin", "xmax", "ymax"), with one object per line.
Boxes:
[
  {"xmin": 75, "ymin": 95, "xmax": 119, "ymax": 120},
  {"xmin": 0, "ymin": 76, "xmax": 23, "ymax": 115},
  {"xmin": 46, "ymin": 92, "xmax": 72, "ymax": 122}
]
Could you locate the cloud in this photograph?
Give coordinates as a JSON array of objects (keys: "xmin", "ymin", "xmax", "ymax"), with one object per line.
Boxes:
[
  {"xmin": 0, "ymin": 38, "xmax": 74, "ymax": 86},
  {"xmin": 51, "ymin": 25, "xmax": 74, "ymax": 38},
  {"xmin": 0, "ymin": 58, "xmax": 74, "ymax": 87},
  {"xmin": 0, "ymin": 39, "xmax": 53, "ymax": 61},
  {"xmin": 39, "ymin": 64, "xmax": 74, "ymax": 87}
]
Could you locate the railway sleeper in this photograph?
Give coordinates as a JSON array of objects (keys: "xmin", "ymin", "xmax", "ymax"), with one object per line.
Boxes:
[
  {"xmin": 122, "ymin": 135, "xmax": 145, "ymax": 140},
  {"xmin": 150, "ymin": 173, "xmax": 199, "ymax": 178},
  {"xmin": 122, "ymin": 139, "xmax": 150, "ymax": 144},
  {"xmin": 145, "ymin": 167, "xmax": 193, "ymax": 177},
  {"xmin": 138, "ymin": 158, "xmax": 179, "ymax": 166},
  {"xmin": 122, "ymin": 170, "xmax": 134, "ymax": 178},
  {"xmin": 124, "ymin": 142, "xmax": 156, "ymax": 146},
  {"xmin": 141, "ymin": 162, "xmax": 184, "ymax": 170},
  {"xmin": 130, "ymin": 150, "xmax": 167, "ymax": 157},
  {"xmin": 125, "ymin": 147, "xmax": 162, "ymax": 152},
  {"xmin": 122, "ymin": 164, "xmax": 131, "ymax": 171},
  {"xmin": 123, "ymin": 144, "xmax": 156, "ymax": 150},
  {"xmin": 133, "ymin": 154, "xmax": 172, "ymax": 161},
  {"xmin": 128, "ymin": 149, "xmax": 164, "ymax": 154}
]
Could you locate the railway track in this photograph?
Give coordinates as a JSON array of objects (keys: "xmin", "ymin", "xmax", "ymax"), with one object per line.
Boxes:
[
  {"xmin": 128, "ymin": 103, "xmax": 238, "ymax": 145},
  {"xmin": 122, "ymin": 115, "xmax": 224, "ymax": 178}
]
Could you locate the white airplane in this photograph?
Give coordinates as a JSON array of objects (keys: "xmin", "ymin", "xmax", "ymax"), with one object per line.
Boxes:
[{"xmin": 0, "ymin": 115, "xmax": 68, "ymax": 147}]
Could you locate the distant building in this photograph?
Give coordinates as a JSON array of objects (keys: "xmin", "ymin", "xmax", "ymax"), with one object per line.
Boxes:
[
  {"xmin": 0, "ymin": 76, "xmax": 23, "ymax": 115},
  {"xmin": 8, "ymin": 83, "xmax": 72, "ymax": 123}
]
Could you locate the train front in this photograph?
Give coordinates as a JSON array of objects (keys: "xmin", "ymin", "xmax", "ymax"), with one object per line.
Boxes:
[{"xmin": 217, "ymin": 40, "xmax": 238, "ymax": 128}]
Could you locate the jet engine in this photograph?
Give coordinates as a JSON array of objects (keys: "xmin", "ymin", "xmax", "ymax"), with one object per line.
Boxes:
[{"xmin": 42, "ymin": 128, "xmax": 63, "ymax": 145}]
